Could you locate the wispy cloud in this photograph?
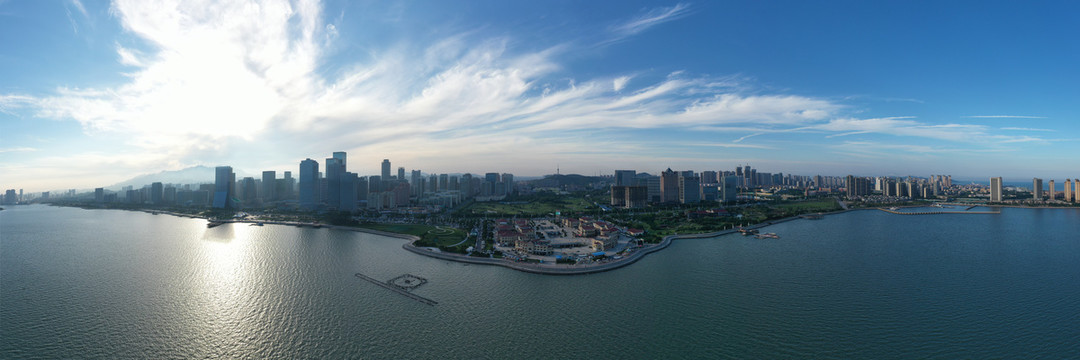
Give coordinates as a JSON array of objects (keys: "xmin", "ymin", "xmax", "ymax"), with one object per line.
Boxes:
[
  {"xmin": 1001, "ymin": 127, "xmax": 1054, "ymax": 132},
  {"xmin": 0, "ymin": 0, "xmax": 1068, "ymax": 190},
  {"xmin": 610, "ymin": 3, "xmax": 691, "ymax": 36},
  {"xmin": 965, "ymin": 115, "xmax": 1047, "ymax": 119},
  {"xmin": 0, "ymin": 147, "xmax": 37, "ymax": 153}
]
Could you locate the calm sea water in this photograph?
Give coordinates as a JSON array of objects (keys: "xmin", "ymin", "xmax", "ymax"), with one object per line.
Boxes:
[{"xmin": 2, "ymin": 205, "xmax": 1079, "ymax": 359}]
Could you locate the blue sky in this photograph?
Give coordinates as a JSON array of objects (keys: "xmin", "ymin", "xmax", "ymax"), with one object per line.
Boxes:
[{"xmin": 1, "ymin": 0, "xmax": 1078, "ymax": 192}]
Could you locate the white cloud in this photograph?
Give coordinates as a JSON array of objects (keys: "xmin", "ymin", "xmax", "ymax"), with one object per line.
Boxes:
[
  {"xmin": 0, "ymin": 147, "xmax": 37, "ymax": 153},
  {"xmin": 965, "ymin": 115, "xmax": 1047, "ymax": 119},
  {"xmin": 3, "ymin": 0, "xmax": 1064, "ymax": 190},
  {"xmin": 610, "ymin": 3, "xmax": 691, "ymax": 37},
  {"xmin": 613, "ymin": 76, "xmax": 630, "ymax": 92}
]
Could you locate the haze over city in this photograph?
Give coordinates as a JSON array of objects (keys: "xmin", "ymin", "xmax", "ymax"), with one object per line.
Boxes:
[{"xmin": 2, "ymin": 0, "xmax": 1078, "ymax": 192}]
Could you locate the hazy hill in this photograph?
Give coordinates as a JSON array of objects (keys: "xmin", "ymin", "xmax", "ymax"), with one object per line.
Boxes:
[
  {"xmin": 527, "ymin": 174, "xmax": 606, "ymax": 188},
  {"xmin": 107, "ymin": 165, "xmax": 219, "ymax": 190}
]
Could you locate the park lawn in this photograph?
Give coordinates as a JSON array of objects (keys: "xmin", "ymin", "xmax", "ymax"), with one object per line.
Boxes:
[
  {"xmin": 355, "ymin": 223, "xmax": 467, "ymax": 246},
  {"xmin": 774, "ymin": 199, "xmax": 841, "ymax": 212},
  {"xmin": 462, "ymin": 197, "xmax": 595, "ymax": 216}
]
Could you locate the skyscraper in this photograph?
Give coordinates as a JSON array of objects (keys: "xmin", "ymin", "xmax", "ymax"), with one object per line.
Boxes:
[
  {"xmin": 333, "ymin": 151, "xmax": 347, "ymax": 169},
  {"xmin": 1074, "ymin": 179, "xmax": 1080, "ymax": 203},
  {"xmin": 212, "ymin": 166, "xmax": 235, "ymax": 208},
  {"xmin": 340, "ymin": 172, "xmax": 358, "ymax": 212},
  {"xmin": 614, "ymin": 170, "xmax": 636, "ymax": 186},
  {"xmin": 325, "ymin": 154, "xmax": 345, "ymax": 209},
  {"xmin": 299, "ymin": 159, "xmax": 319, "ymax": 210},
  {"xmin": 240, "ymin": 177, "xmax": 257, "ymax": 207},
  {"xmin": 501, "ymin": 173, "xmax": 514, "ymax": 195},
  {"xmin": 411, "ymin": 170, "xmax": 423, "ymax": 197},
  {"xmin": 678, "ymin": 173, "xmax": 701, "ymax": 204},
  {"xmin": 660, "ymin": 168, "xmax": 679, "ymax": 203},
  {"xmin": 398, "ymin": 167, "xmax": 405, "ymax": 183},
  {"xmin": 1033, "ymin": 178, "xmax": 1043, "ymax": 200},
  {"xmin": 1048, "ymin": 179, "xmax": 1055, "ymax": 200},
  {"xmin": 720, "ymin": 175, "xmax": 738, "ymax": 203},
  {"xmin": 381, "ymin": 159, "xmax": 392, "ymax": 180},
  {"xmin": 989, "ymin": 177, "xmax": 1003, "ymax": 202},
  {"xmin": 1064, "ymin": 179, "xmax": 1073, "ymax": 203},
  {"xmin": 262, "ymin": 170, "xmax": 276, "ymax": 203},
  {"xmin": 282, "ymin": 171, "xmax": 295, "ymax": 200},
  {"xmin": 150, "ymin": 182, "xmax": 163, "ymax": 205},
  {"xmin": 845, "ymin": 175, "xmax": 870, "ymax": 198}
]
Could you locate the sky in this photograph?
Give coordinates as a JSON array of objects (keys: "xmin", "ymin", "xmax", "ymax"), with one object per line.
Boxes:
[{"xmin": 1, "ymin": 0, "xmax": 1078, "ymax": 192}]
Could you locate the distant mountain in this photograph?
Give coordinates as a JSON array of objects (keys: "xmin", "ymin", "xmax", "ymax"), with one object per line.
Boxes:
[{"xmin": 107, "ymin": 166, "xmax": 218, "ymax": 190}]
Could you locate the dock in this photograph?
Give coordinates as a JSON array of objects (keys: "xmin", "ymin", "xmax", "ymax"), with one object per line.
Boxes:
[
  {"xmin": 354, "ymin": 273, "xmax": 438, "ymax": 306},
  {"xmin": 878, "ymin": 208, "xmax": 1000, "ymax": 215}
]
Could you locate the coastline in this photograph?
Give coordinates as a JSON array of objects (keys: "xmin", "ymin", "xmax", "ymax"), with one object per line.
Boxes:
[
  {"xmin": 400, "ymin": 208, "xmax": 858, "ymax": 275},
  {"xmin": 50, "ymin": 203, "xmax": 861, "ymax": 275}
]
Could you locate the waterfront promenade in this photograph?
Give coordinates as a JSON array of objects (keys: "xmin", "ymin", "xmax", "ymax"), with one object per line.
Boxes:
[{"xmin": 400, "ymin": 209, "xmax": 851, "ymax": 275}]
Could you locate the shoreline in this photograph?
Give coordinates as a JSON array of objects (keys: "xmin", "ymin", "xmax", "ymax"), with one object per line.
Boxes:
[
  {"xmin": 50, "ymin": 203, "xmax": 858, "ymax": 275},
  {"xmin": 400, "ymin": 208, "xmax": 858, "ymax": 275}
]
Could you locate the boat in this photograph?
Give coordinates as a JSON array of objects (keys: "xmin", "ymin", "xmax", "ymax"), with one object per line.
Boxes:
[
  {"xmin": 207, "ymin": 220, "xmax": 224, "ymax": 228},
  {"xmin": 738, "ymin": 228, "xmax": 759, "ymax": 236},
  {"xmin": 755, "ymin": 232, "xmax": 780, "ymax": 239}
]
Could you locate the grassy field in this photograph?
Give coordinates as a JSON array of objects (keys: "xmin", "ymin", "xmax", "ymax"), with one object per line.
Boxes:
[
  {"xmin": 355, "ymin": 223, "xmax": 467, "ymax": 247},
  {"xmin": 460, "ymin": 197, "xmax": 596, "ymax": 216},
  {"xmin": 774, "ymin": 199, "xmax": 841, "ymax": 212}
]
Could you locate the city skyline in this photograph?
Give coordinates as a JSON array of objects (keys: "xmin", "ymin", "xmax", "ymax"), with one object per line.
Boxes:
[{"xmin": 3, "ymin": 1, "xmax": 1079, "ymax": 192}]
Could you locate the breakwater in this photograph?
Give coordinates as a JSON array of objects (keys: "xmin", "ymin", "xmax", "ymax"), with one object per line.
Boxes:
[{"xmin": 878, "ymin": 208, "xmax": 1001, "ymax": 215}]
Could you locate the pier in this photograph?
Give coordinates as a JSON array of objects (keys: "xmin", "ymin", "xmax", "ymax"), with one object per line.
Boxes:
[
  {"xmin": 354, "ymin": 273, "xmax": 438, "ymax": 306},
  {"xmin": 878, "ymin": 208, "xmax": 1000, "ymax": 215}
]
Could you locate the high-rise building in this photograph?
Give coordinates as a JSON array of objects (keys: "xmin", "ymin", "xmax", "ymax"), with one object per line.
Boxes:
[
  {"xmin": 1062, "ymin": 178, "xmax": 1071, "ymax": 202},
  {"xmin": 381, "ymin": 159, "xmax": 392, "ymax": 180},
  {"xmin": 1033, "ymin": 178, "xmax": 1044, "ymax": 200},
  {"xmin": 989, "ymin": 177, "xmax": 1003, "ymax": 202},
  {"xmin": 282, "ymin": 171, "xmax": 295, "ymax": 200},
  {"xmin": 397, "ymin": 167, "xmax": 405, "ymax": 183},
  {"xmin": 95, "ymin": 188, "xmax": 104, "ymax": 203},
  {"xmin": 240, "ymin": 177, "xmax": 257, "ymax": 207},
  {"xmin": 1048, "ymin": 180, "xmax": 1056, "ymax": 200},
  {"xmin": 700, "ymin": 171, "xmax": 718, "ymax": 184},
  {"xmin": 151, "ymin": 182, "xmax": 163, "ymax": 205},
  {"xmin": 299, "ymin": 159, "xmax": 319, "ymax": 210},
  {"xmin": 262, "ymin": 171, "xmax": 276, "ymax": 203},
  {"xmin": 614, "ymin": 170, "xmax": 636, "ymax": 186},
  {"xmin": 626, "ymin": 186, "xmax": 648, "ymax": 208},
  {"xmin": 1074, "ymin": 179, "xmax": 1080, "ymax": 203},
  {"xmin": 660, "ymin": 168, "xmax": 679, "ymax": 203},
  {"xmin": 678, "ymin": 174, "xmax": 701, "ymax": 204},
  {"xmin": 411, "ymin": 170, "xmax": 423, "ymax": 197},
  {"xmin": 845, "ymin": 175, "xmax": 871, "ymax": 198},
  {"xmin": 340, "ymin": 172, "xmax": 358, "ymax": 212},
  {"xmin": 645, "ymin": 176, "xmax": 661, "ymax": 203},
  {"xmin": 325, "ymin": 155, "xmax": 345, "ymax": 209},
  {"xmin": 501, "ymin": 173, "xmax": 514, "ymax": 195},
  {"xmin": 610, "ymin": 185, "xmax": 627, "ymax": 207},
  {"xmin": 2, "ymin": 189, "xmax": 16, "ymax": 205},
  {"xmin": 721, "ymin": 176, "xmax": 738, "ymax": 203},
  {"xmin": 1073, "ymin": 179, "xmax": 1080, "ymax": 203},
  {"xmin": 333, "ymin": 151, "xmax": 346, "ymax": 169},
  {"xmin": 213, "ymin": 166, "xmax": 234, "ymax": 208}
]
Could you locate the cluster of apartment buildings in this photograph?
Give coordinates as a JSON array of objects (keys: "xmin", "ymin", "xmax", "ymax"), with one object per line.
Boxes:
[
  {"xmin": 66, "ymin": 151, "xmax": 515, "ymax": 212},
  {"xmin": 989, "ymin": 177, "xmax": 1080, "ymax": 203},
  {"xmin": 845, "ymin": 174, "xmax": 954, "ymax": 199},
  {"xmin": 609, "ymin": 168, "xmax": 740, "ymax": 208}
]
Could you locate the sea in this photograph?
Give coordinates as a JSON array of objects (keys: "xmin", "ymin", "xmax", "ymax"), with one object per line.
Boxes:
[{"xmin": 2, "ymin": 204, "xmax": 1079, "ymax": 359}]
